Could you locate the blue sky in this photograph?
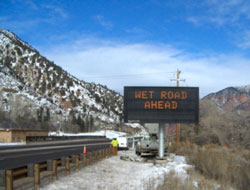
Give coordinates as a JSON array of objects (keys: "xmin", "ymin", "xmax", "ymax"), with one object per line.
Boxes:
[{"xmin": 1, "ymin": 0, "xmax": 250, "ymax": 97}]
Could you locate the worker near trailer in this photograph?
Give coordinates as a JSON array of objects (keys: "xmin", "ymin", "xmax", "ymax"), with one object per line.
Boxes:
[{"xmin": 110, "ymin": 138, "xmax": 119, "ymax": 155}]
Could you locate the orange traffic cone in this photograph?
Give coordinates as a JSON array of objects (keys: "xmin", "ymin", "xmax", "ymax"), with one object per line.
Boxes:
[{"xmin": 83, "ymin": 145, "xmax": 87, "ymax": 154}]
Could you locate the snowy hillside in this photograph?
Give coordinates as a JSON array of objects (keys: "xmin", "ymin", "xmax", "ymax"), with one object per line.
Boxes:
[{"xmin": 0, "ymin": 29, "xmax": 140, "ymax": 133}]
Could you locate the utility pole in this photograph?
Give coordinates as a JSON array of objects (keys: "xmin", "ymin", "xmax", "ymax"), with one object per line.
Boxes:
[{"xmin": 171, "ymin": 70, "xmax": 185, "ymax": 143}]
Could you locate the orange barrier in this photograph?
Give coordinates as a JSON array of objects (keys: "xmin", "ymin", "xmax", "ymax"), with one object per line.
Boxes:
[{"xmin": 83, "ymin": 146, "xmax": 87, "ymax": 154}]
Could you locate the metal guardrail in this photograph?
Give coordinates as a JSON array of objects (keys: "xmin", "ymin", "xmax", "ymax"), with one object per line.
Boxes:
[
  {"xmin": 26, "ymin": 135, "xmax": 107, "ymax": 142},
  {"xmin": 0, "ymin": 141, "xmax": 110, "ymax": 170},
  {"xmin": 0, "ymin": 136, "xmax": 113, "ymax": 190},
  {"xmin": 0, "ymin": 148, "xmax": 113, "ymax": 190}
]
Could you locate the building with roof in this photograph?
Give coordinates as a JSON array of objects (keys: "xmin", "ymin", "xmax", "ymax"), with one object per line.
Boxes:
[{"xmin": 0, "ymin": 129, "xmax": 48, "ymax": 142}]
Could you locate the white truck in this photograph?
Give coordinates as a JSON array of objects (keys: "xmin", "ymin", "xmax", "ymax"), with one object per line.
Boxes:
[
  {"xmin": 135, "ymin": 124, "xmax": 167, "ymax": 156},
  {"xmin": 117, "ymin": 136, "xmax": 129, "ymax": 150}
]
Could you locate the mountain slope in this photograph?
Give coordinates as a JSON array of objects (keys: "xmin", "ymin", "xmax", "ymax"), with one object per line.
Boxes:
[
  {"xmin": 181, "ymin": 85, "xmax": 250, "ymax": 148},
  {"xmin": 0, "ymin": 29, "xmax": 136, "ymax": 133},
  {"xmin": 203, "ymin": 86, "xmax": 250, "ymax": 111}
]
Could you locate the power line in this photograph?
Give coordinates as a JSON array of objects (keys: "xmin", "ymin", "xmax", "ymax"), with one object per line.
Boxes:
[{"xmin": 82, "ymin": 71, "xmax": 175, "ymax": 80}]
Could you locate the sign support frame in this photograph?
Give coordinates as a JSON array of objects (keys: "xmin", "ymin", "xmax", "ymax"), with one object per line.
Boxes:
[{"xmin": 158, "ymin": 123, "xmax": 166, "ymax": 159}]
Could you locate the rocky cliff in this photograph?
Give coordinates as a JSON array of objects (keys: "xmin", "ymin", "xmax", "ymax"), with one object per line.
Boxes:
[{"xmin": 203, "ymin": 86, "xmax": 250, "ymax": 111}]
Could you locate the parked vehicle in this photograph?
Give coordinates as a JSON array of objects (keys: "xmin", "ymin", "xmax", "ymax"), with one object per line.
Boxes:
[
  {"xmin": 117, "ymin": 136, "xmax": 129, "ymax": 150},
  {"xmin": 135, "ymin": 123, "xmax": 168, "ymax": 157},
  {"xmin": 135, "ymin": 134, "xmax": 158, "ymax": 156}
]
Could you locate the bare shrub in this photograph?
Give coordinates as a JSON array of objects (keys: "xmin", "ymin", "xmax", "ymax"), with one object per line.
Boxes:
[
  {"xmin": 158, "ymin": 171, "xmax": 191, "ymax": 190},
  {"xmin": 171, "ymin": 143, "xmax": 250, "ymax": 190},
  {"xmin": 148, "ymin": 170, "xmax": 230, "ymax": 190},
  {"xmin": 168, "ymin": 142, "xmax": 179, "ymax": 154},
  {"xmin": 243, "ymin": 151, "xmax": 250, "ymax": 161}
]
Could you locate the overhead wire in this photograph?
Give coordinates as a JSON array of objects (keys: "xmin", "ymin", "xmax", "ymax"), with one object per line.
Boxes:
[{"xmin": 82, "ymin": 71, "xmax": 176, "ymax": 80}]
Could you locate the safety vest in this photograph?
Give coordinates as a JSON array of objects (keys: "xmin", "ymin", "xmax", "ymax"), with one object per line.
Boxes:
[{"xmin": 111, "ymin": 139, "xmax": 119, "ymax": 147}]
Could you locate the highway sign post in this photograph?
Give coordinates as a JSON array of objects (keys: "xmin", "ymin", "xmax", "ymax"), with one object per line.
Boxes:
[{"xmin": 124, "ymin": 86, "xmax": 199, "ymax": 159}]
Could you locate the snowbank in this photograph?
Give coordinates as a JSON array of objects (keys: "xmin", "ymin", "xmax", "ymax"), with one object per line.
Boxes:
[
  {"xmin": 0, "ymin": 142, "xmax": 26, "ymax": 146},
  {"xmin": 49, "ymin": 130, "xmax": 127, "ymax": 139},
  {"xmin": 41, "ymin": 150, "xmax": 192, "ymax": 190}
]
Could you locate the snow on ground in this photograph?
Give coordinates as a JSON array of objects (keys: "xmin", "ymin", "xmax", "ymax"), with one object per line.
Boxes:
[
  {"xmin": 41, "ymin": 150, "xmax": 192, "ymax": 190},
  {"xmin": 49, "ymin": 130, "xmax": 127, "ymax": 139},
  {"xmin": 0, "ymin": 142, "xmax": 26, "ymax": 146}
]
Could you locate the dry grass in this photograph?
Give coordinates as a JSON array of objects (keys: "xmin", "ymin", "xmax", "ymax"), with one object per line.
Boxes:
[
  {"xmin": 169, "ymin": 142, "xmax": 250, "ymax": 190},
  {"xmin": 146, "ymin": 169, "xmax": 231, "ymax": 190},
  {"xmin": 156, "ymin": 171, "xmax": 194, "ymax": 190}
]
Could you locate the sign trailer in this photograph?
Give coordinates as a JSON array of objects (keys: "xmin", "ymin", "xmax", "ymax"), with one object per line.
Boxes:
[{"xmin": 124, "ymin": 86, "xmax": 199, "ymax": 158}]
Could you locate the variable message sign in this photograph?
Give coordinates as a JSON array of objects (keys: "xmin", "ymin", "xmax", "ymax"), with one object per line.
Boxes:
[{"xmin": 124, "ymin": 86, "xmax": 199, "ymax": 123}]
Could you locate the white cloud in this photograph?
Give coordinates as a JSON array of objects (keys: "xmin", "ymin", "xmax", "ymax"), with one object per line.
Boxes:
[
  {"xmin": 42, "ymin": 5, "xmax": 68, "ymax": 19},
  {"xmin": 42, "ymin": 38, "xmax": 250, "ymax": 98},
  {"xmin": 0, "ymin": 18, "xmax": 51, "ymax": 32},
  {"xmin": 185, "ymin": 0, "xmax": 250, "ymax": 50},
  {"xmin": 187, "ymin": 0, "xmax": 250, "ymax": 26},
  {"xmin": 237, "ymin": 30, "xmax": 250, "ymax": 49},
  {"xmin": 125, "ymin": 27, "xmax": 149, "ymax": 35},
  {"xmin": 186, "ymin": 17, "xmax": 201, "ymax": 26},
  {"xmin": 0, "ymin": 2, "xmax": 68, "ymax": 33},
  {"xmin": 9, "ymin": 0, "xmax": 38, "ymax": 9},
  {"xmin": 94, "ymin": 15, "xmax": 113, "ymax": 29},
  {"xmin": 25, "ymin": 0, "xmax": 38, "ymax": 10}
]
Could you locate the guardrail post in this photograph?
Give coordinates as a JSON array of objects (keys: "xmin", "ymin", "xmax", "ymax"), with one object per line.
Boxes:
[
  {"xmin": 6, "ymin": 169, "xmax": 13, "ymax": 190},
  {"xmin": 99, "ymin": 150, "xmax": 102, "ymax": 159},
  {"xmin": 75, "ymin": 155, "xmax": 80, "ymax": 171},
  {"xmin": 28, "ymin": 164, "xmax": 34, "ymax": 177},
  {"xmin": 95, "ymin": 151, "xmax": 97, "ymax": 161},
  {"xmin": 0, "ymin": 170, "xmax": 5, "ymax": 189},
  {"xmin": 83, "ymin": 154, "xmax": 87, "ymax": 167},
  {"xmin": 99, "ymin": 150, "xmax": 101, "ymax": 159},
  {"xmin": 98, "ymin": 150, "xmax": 101, "ymax": 160},
  {"xmin": 79, "ymin": 153, "xmax": 83, "ymax": 168},
  {"xmin": 104, "ymin": 149, "xmax": 107, "ymax": 158},
  {"xmin": 108, "ymin": 148, "xmax": 110, "ymax": 156},
  {"xmin": 105, "ymin": 149, "xmax": 108, "ymax": 157},
  {"xmin": 52, "ymin": 160, "xmax": 57, "ymax": 181},
  {"xmin": 65, "ymin": 157, "xmax": 70, "ymax": 175},
  {"xmin": 104, "ymin": 149, "xmax": 106, "ymax": 158},
  {"xmin": 94, "ymin": 152, "xmax": 97, "ymax": 162},
  {"xmin": 109, "ymin": 148, "xmax": 112, "ymax": 156},
  {"xmin": 108, "ymin": 148, "xmax": 110, "ymax": 157},
  {"xmin": 89, "ymin": 152, "xmax": 92, "ymax": 164},
  {"xmin": 102, "ymin": 149, "xmax": 105, "ymax": 159},
  {"xmin": 97, "ymin": 151, "xmax": 100, "ymax": 160},
  {"xmin": 100, "ymin": 150, "xmax": 103, "ymax": 159},
  {"xmin": 34, "ymin": 164, "xmax": 40, "ymax": 190},
  {"xmin": 101, "ymin": 150, "xmax": 104, "ymax": 159},
  {"xmin": 105, "ymin": 149, "xmax": 107, "ymax": 157}
]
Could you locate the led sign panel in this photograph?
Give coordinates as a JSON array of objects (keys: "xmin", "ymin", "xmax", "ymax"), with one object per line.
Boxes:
[{"xmin": 124, "ymin": 86, "xmax": 199, "ymax": 123}]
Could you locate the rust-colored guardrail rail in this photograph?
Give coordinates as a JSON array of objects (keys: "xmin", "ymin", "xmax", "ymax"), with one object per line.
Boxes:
[{"xmin": 0, "ymin": 148, "xmax": 113, "ymax": 190}]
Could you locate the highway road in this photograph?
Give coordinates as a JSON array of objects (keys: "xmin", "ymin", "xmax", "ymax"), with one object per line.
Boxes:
[{"xmin": 0, "ymin": 138, "xmax": 110, "ymax": 170}]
